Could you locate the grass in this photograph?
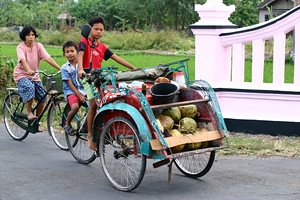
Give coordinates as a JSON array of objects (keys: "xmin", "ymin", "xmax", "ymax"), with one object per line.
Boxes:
[
  {"xmin": 0, "ymin": 44, "xmax": 195, "ymax": 76},
  {"xmin": 244, "ymin": 59, "xmax": 294, "ymax": 83},
  {"xmin": 219, "ymin": 132, "xmax": 300, "ymax": 157},
  {"xmin": 0, "ymin": 43, "xmax": 195, "ymax": 117},
  {"xmin": 0, "ymin": 29, "xmax": 195, "ymax": 51}
]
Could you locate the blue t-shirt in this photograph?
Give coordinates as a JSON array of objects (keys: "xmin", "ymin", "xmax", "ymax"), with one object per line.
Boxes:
[{"xmin": 61, "ymin": 61, "xmax": 86, "ymax": 98}]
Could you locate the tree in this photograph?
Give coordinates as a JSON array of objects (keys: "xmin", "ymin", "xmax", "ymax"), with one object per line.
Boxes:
[
  {"xmin": 0, "ymin": 0, "xmax": 261, "ymax": 30},
  {"xmin": 224, "ymin": 0, "xmax": 261, "ymax": 27}
]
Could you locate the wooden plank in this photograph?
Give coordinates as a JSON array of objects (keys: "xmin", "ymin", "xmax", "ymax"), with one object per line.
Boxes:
[
  {"xmin": 150, "ymin": 98, "xmax": 209, "ymax": 110},
  {"xmin": 168, "ymin": 145, "xmax": 226, "ymax": 159},
  {"xmin": 150, "ymin": 130, "xmax": 222, "ymax": 150}
]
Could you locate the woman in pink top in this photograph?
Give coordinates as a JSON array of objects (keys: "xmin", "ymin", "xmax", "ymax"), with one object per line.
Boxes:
[{"xmin": 14, "ymin": 26, "xmax": 61, "ymax": 131}]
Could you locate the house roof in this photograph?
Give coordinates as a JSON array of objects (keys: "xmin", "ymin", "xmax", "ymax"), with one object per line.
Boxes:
[
  {"xmin": 256, "ymin": 0, "xmax": 277, "ymax": 9},
  {"xmin": 57, "ymin": 12, "xmax": 76, "ymax": 20}
]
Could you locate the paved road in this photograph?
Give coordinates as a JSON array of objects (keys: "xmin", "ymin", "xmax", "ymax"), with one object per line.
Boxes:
[{"xmin": 0, "ymin": 123, "xmax": 299, "ymax": 200}]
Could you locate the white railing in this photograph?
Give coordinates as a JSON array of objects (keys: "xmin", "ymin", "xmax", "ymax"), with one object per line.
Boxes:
[
  {"xmin": 220, "ymin": 6, "xmax": 300, "ymax": 89},
  {"xmin": 190, "ymin": 1, "xmax": 300, "ymax": 133}
]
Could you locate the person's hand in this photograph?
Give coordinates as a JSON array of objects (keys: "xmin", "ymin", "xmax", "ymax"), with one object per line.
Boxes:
[
  {"xmin": 27, "ymin": 70, "xmax": 35, "ymax": 76},
  {"xmin": 78, "ymin": 70, "xmax": 86, "ymax": 79},
  {"xmin": 79, "ymin": 95, "xmax": 86, "ymax": 104}
]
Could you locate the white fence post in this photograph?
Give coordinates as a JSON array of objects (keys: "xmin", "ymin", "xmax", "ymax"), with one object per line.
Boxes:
[{"xmin": 190, "ymin": 0, "xmax": 236, "ymax": 86}]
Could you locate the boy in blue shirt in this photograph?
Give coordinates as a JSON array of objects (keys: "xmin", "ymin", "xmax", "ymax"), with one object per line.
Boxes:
[{"xmin": 61, "ymin": 41, "xmax": 86, "ymax": 136}]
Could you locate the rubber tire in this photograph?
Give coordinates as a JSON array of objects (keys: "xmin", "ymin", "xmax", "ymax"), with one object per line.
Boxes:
[
  {"xmin": 174, "ymin": 150, "xmax": 215, "ymax": 178},
  {"xmin": 3, "ymin": 92, "xmax": 29, "ymax": 140},
  {"xmin": 99, "ymin": 117, "xmax": 146, "ymax": 192},
  {"xmin": 64, "ymin": 103, "xmax": 97, "ymax": 164},
  {"xmin": 47, "ymin": 98, "xmax": 68, "ymax": 150}
]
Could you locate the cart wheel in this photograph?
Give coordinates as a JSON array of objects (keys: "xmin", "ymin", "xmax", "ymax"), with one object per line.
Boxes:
[
  {"xmin": 174, "ymin": 151, "xmax": 215, "ymax": 178},
  {"xmin": 99, "ymin": 117, "xmax": 146, "ymax": 192},
  {"xmin": 3, "ymin": 92, "xmax": 29, "ymax": 140},
  {"xmin": 64, "ymin": 103, "xmax": 96, "ymax": 164},
  {"xmin": 47, "ymin": 98, "xmax": 68, "ymax": 150}
]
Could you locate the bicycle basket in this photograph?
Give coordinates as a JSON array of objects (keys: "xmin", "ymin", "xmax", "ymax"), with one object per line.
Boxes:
[{"xmin": 41, "ymin": 73, "xmax": 63, "ymax": 94}]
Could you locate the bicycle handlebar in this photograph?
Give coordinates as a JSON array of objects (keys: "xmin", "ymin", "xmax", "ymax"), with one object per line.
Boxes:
[
  {"xmin": 35, "ymin": 70, "xmax": 61, "ymax": 77},
  {"xmin": 31, "ymin": 70, "xmax": 61, "ymax": 80}
]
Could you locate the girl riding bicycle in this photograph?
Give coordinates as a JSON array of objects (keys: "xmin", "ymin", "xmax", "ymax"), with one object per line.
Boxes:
[{"xmin": 13, "ymin": 26, "xmax": 61, "ymax": 132}]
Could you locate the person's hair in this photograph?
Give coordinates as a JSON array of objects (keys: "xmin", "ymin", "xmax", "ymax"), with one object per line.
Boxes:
[
  {"xmin": 88, "ymin": 16, "xmax": 106, "ymax": 29},
  {"xmin": 62, "ymin": 41, "xmax": 78, "ymax": 53},
  {"xmin": 19, "ymin": 26, "xmax": 38, "ymax": 41}
]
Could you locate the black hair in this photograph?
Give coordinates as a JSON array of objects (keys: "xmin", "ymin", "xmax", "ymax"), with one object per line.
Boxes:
[
  {"xmin": 19, "ymin": 26, "xmax": 38, "ymax": 41},
  {"xmin": 62, "ymin": 41, "xmax": 78, "ymax": 53},
  {"xmin": 88, "ymin": 16, "xmax": 106, "ymax": 29}
]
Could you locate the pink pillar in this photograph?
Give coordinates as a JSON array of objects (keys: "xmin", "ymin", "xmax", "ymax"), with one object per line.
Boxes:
[{"xmin": 190, "ymin": 0, "xmax": 236, "ymax": 86}]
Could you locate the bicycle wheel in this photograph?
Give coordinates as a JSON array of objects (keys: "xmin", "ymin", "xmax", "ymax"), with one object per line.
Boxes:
[
  {"xmin": 47, "ymin": 98, "xmax": 68, "ymax": 150},
  {"xmin": 99, "ymin": 117, "xmax": 146, "ymax": 192},
  {"xmin": 64, "ymin": 104, "xmax": 96, "ymax": 164},
  {"xmin": 3, "ymin": 92, "xmax": 29, "ymax": 140},
  {"xmin": 174, "ymin": 151, "xmax": 215, "ymax": 178}
]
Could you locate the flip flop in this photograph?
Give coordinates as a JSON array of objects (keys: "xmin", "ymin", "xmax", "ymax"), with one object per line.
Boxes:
[{"xmin": 64, "ymin": 125, "xmax": 77, "ymax": 136}]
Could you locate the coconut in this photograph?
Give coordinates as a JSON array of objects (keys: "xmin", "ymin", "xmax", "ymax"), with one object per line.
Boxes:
[
  {"xmin": 178, "ymin": 105, "xmax": 198, "ymax": 118},
  {"xmin": 162, "ymin": 107, "xmax": 181, "ymax": 122},
  {"xmin": 156, "ymin": 119, "xmax": 164, "ymax": 133},
  {"xmin": 201, "ymin": 141, "xmax": 209, "ymax": 148},
  {"xmin": 156, "ymin": 115, "xmax": 174, "ymax": 130},
  {"xmin": 185, "ymin": 142, "xmax": 202, "ymax": 150},
  {"xmin": 178, "ymin": 117, "xmax": 197, "ymax": 134},
  {"xmin": 169, "ymin": 129, "xmax": 185, "ymax": 153}
]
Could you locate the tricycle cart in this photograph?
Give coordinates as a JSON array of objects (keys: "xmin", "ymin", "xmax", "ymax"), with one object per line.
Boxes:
[{"xmin": 79, "ymin": 59, "xmax": 228, "ymax": 192}]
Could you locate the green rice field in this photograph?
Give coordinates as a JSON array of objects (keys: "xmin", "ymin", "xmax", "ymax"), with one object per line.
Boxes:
[
  {"xmin": 0, "ymin": 43, "xmax": 295, "ymax": 83},
  {"xmin": 0, "ymin": 43, "xmax": 196, "ymax": 79}
]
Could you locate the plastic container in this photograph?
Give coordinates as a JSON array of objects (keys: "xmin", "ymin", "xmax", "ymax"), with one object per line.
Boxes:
[
  {"xmin": 150, "ymin": 82, "xmax": 179, "ymax": 105},
  {"xmin": 172, "ymin": 71, "xmax": 186, "ymax": 85}
]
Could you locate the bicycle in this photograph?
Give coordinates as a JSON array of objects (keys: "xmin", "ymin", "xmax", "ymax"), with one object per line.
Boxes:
[
  {"xmin": 3, "ymin": 70, "xmax": 68, "ymax": 150},
  {"xmin": 63, "ymin": 67, "xmax": 119, "ymax": 164},
  {"xmin": 63, "ymin": 100, "xmax": 97, "ymax": 164}
]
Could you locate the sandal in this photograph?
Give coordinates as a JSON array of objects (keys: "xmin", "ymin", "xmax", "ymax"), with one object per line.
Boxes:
[{"xmin": 64, "ymin": 125, "xmax": 77, "ymax": 136}]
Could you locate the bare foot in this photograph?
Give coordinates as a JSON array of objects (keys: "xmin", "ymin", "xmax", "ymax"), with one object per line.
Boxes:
[
  {"xmin": 38, "ymin": 126, "xmax": 43, "ymax": 132},
  {"xmin": 88, "ymin": 136, "xmax": 97, "ymax": 151},
  {"xmin": 27, "ymin": 113, "xmax": 37, "ymax": 120}
]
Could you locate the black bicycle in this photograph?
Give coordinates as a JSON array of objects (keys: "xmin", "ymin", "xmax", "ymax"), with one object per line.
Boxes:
[{"xmin": 3, "ymin": 70, "xmax": 68, "ymax": 150}]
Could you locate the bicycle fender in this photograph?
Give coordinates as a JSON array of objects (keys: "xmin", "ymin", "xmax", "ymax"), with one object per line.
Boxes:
[{"xmin": 94, "ymin": 102, "xmax": 153, "ymax": 156}]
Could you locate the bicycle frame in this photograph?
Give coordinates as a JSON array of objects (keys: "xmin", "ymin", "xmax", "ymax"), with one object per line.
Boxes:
[{"xmin": 8, "ymin": 71, "xmax": 63, "ymax": 133}]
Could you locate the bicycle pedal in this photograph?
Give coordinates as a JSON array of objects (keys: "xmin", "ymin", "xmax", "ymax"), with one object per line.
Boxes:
[{"xmin": 95, "ymin": 150, "xmax": 100, "ymax": 157}]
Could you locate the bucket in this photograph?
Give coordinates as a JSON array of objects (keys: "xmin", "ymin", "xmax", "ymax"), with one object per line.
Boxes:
[{"xmin": 150, "ymin": 82, "xmax": 179, "ymax": 105}]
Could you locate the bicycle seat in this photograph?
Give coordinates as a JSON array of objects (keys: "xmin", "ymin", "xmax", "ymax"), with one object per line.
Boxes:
[{"xmin": 49, "ymin": 90, "xmax": 59, "ymax": 95}]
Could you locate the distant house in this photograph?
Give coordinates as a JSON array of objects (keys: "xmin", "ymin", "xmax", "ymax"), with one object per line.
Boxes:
[
  {"xmin": 256, "ymin": 0, "xmax": 300, "ymax": 23},
  {"xmin": 57, "ymin": 12, "xmax": 77, "ymax": 28}
]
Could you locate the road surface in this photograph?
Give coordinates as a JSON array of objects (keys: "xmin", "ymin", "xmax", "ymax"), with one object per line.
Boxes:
[{"xmin": 0, "ymin": 123, "xmax": 299, "ymax": 200}]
